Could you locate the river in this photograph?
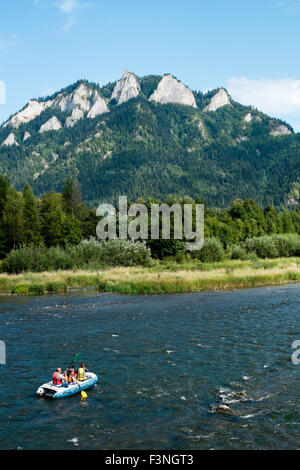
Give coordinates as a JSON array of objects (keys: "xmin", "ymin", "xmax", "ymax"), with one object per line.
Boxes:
[{"xmin": 0, "ymin": 284, "xmax": 299, "ymax": 450}]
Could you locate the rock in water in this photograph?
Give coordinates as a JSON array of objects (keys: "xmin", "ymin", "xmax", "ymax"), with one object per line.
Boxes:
[
  {"xmin": 149, "ymin": 74, "xmax": 197, "ymax": 108},
  {"xmin": 204, "ymin": 89, "xmax": 231, "ymax": 112},
  {"xmin": 111, "ymin": 70, "xmax": 140, "ymax": 105},
  {"xmin": 233, "ymin": 391, "xmax": 247, "ymax": 399},
  {"xmin": 216, "ymin": 405, "xmax": 235, "ymax": 415}
]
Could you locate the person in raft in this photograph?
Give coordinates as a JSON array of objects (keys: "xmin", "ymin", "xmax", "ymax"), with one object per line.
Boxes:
[
  {"xmin": 77, "ymin": 363, "xmax": 88, "ymax": 381},
  {"xmin": 66, "ymin": 369, "xmax": 77, "ymax": 385},
  {"xmin": 52, "ymin": 368, "xmax": 65, "ymax": 386},
  {"xmin": 69, "ymin": 365, "xmax": 77, "ymax": 380}
]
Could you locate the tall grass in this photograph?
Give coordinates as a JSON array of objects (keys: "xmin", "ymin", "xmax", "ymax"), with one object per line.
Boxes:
[{"xmin": 0, "ymin": 258, "xmax": 299, "ymax": 295}]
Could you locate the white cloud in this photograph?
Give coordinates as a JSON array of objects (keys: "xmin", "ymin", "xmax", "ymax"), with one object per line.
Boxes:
[
  {"xmin": 57, "ymin": 0, "xmax": 82, "ymax": 14},
  {"xmin": 55, "ymin": 0, "xmax": 89, "ymax": 31},
  {"xmin": 227, "ymin": 77, "xmax": 300, "ymax": 117}
]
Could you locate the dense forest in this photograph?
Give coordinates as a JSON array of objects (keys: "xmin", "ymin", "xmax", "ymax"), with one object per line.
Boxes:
[
  {"xmin": 0, "ymin": 75, "xmax": 299, "ymax": 208},
  {"xmin": 0, "ymin": 176, "xmax": 299, "ymax": 274}
]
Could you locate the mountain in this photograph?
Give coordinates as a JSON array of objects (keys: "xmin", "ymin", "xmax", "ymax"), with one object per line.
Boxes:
[{"xmin": 0, "ymin": 70, "xmax": 299, "ymax": 207}]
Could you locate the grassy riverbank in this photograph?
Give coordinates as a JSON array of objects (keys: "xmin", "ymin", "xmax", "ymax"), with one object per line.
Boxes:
[{"xmin": 0, "ymin": 257, "xmax": 299, "ymax": 295}]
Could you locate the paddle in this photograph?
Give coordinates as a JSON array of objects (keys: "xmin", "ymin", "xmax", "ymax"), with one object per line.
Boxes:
[
  {"xmin": 66, "ymin": 353, "xmax": 88, "ymax": 398},
  {"xmin": 77, "ymin": 382, "xmax": 88, "ymax": 399},
  {"xmin": 66, "ymin": 352, "xmax": 80, "ymax": 372}
]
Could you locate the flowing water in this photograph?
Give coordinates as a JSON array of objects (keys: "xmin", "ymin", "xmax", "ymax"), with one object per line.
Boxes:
[{"xmin": 0, "ymin": 284, "xmax": 300, "ymax": 450}]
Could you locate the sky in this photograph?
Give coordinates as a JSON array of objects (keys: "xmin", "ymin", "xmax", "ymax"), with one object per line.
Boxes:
[{"xmin": 1, "ymin": 0, "xmax": 300, "ymax": 130}]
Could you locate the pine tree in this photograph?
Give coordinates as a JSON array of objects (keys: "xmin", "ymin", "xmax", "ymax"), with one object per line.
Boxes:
[
  {"xmin": 23, "ymin": 183, "xmax": 41, "ymax": 245},
  {"xmin": 62, "ymin": 178, "xmax": 82, "ymax": 219},
  {"xmin": 2, "ymin": 187, "xmax": 24, "ymax": 250},
  {"xmin": 40, "ymin": 192, "xmax": 64, "ymax": 247},
  {"xmin": 0, "ymin": 175, "xmax": 10, "ymax": 219}
]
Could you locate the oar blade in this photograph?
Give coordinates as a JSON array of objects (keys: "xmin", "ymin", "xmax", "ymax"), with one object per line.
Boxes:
[{"xmin": 81, "ymin": 390, "xmax": 87, "ymax": 399}]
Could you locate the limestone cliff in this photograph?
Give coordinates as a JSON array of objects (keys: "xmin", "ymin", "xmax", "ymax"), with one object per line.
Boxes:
[
  {"xmin": 111, "ymin": 70, "xmax": 140, "ymax": 105},
  {"xmin": 4, "ymin": 100, "xmax": 53, "ymax": 128},
  {"xmin": 270, "ymin": 125, "xmax": 292, "ymax": 137},
  {"xmin": 2, "ymin": 132, "xmax": 19, "ymax": 146},
  {"xmin": 204, "ymin": 89, "xmax": 231, "ymax": 112},
  {"xmin": 149, "ymin": 75, "xmax": 197, "ymax": 108},
  {"xmin": 39, "ymin": 116, "xmax": 62, "ymax": 133}
]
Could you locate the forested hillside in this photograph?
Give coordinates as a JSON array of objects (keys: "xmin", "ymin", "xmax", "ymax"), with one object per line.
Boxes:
[{"xmin": 0, "ymin": 72, "xmax": 299, "ymax": 208}]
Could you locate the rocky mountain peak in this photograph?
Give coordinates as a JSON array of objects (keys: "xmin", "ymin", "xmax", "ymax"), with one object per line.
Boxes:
[
  {"xmin": 54, "ymin": 83, "xmax": 93, "ymax": 113},
  {"xmin": 4, "ymin": 99, "xmax": 53, "ymax": 129},
  {"xmin": 204, "ymin": 88, "xmax": 231, "ymax": 112},
  {"xmin": 55, "ymin": 84, "xmax": 109, "ymax": 127},
  {"xmin": 87, "ymin": 90, "xmax": 109, "ymax": 119},
  {"xmin": 149, "ymin": 75, "xmax": 197, "ymax": 108},
  {"xmin": 3, "ymin": 83, "xmax": 109, "ymax": 131},
  {"xmin": 110, "ymin": 70, "xmax": 141, "ymax": 105}
]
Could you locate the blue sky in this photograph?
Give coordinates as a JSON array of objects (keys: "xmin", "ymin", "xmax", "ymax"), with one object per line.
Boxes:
[{"xmin": 1, "ymin": 0, "xmax": 300, "ymax": 129}]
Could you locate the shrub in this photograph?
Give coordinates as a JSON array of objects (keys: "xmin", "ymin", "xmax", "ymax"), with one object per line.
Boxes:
[
  {"xmin": 194, "ymin": 238, "xmax": 225, "ymax": 263},
  {"xmin": 231, "ymin": 245, "xmax": 248, "ymax": 260},
  {"xmin": 1, "ymin": 239, "xmax": 152, "ymax": 274},
  {"xmin": 13, "ymin": 284, "xmax": 29, "ymax": 295},
  {"xmin": 175, "ymin": 252, "xmax": 186, "ymax": 264},
  {"xmin": 244, "ymin": 236, "xmax": 279, "ymax": 258},
  {"xmin": 244, "ymin": 234, "xmax": 300, "ymax": 259}
]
